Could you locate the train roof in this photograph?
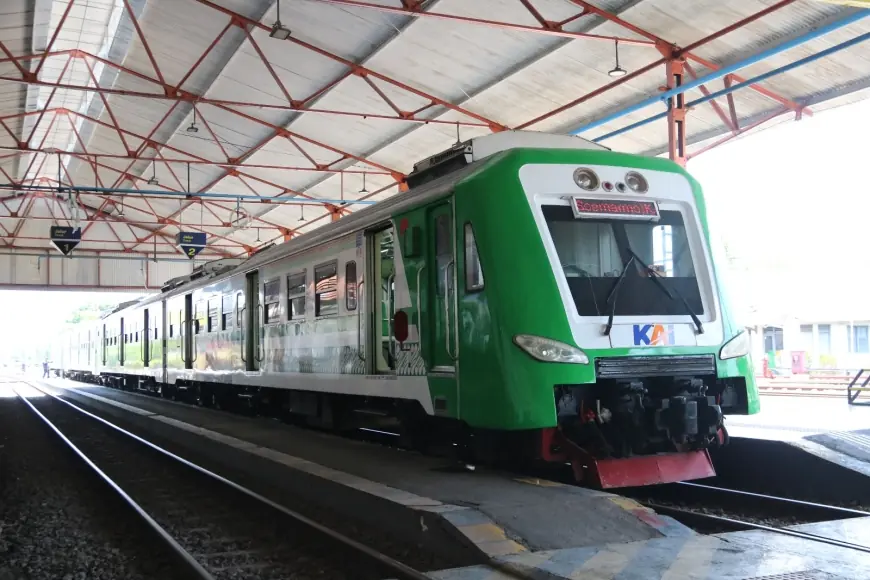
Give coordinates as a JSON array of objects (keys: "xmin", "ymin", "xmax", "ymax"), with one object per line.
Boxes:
[{"xmin": 126, "ymin": 131, "xmax": 622, "ymax": 307}]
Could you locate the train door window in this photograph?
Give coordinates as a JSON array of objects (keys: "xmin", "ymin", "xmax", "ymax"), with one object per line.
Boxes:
[
  {"xmin": 314, "ymin": 262, "xmax": 338, "ymax": 317},
  {"xmin": 264, "ymin": 278, "xmax": 281, "ymax": 324},
  {"xmin": 464, "ymin": 223, "xmax": 484, "ymax": 292},
  {"xmin": 169, "ymin": 310, "xmax": 174, "ymax": 338},
  {"xmin": 236, "ymin": 293, "xmax": 246, "ymax": 326},
  {"xmin": 435, "ymin": 214, "xmax": 451, "ymax": 296},
  {"xmin": 208, "ymin": 298, "xmax": 219, "ymax": 332},
  {"xmin": 345, "ymin": 261, "xmax": 357, "ymax": 311},
  {"xmin": 195, "ymin": 301, "xmax": 205, "ymax": 334},
  {"xmin": 373, "ymin": 229, "xmax": 395, "ymax": 372},
  {"xmin": 287, "ymin": 271, "xmax": 306, "ymax": 321},
  {"xmin": 221, "ymin": 295, "xmax": 233, "ymax": 330}
]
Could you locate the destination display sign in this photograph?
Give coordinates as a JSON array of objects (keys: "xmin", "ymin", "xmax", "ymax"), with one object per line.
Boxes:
[
  {"xmin": 49, "ymin": 226, "xmax": 82, "ymax": 256},
  {"xmin": 571, "ymin": 197, "xmax": 660, "ymax": 221},
  {"xmin": 176, "ymin": 231, "xmax": 207, "ymax": 259}
]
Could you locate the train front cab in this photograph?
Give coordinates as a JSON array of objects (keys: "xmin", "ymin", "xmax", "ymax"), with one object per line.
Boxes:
[{"xmin": 442, "ymin": 149, "xmax": 758, "ymax": 488}]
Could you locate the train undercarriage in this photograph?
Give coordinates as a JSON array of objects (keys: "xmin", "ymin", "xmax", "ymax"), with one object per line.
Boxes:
[
  {"xmin": 57, "ymin": 368, "xmax": 738, "ymax": 488},
  {"xmin": 547, "ymin": 374, "xmax": 735, "ymax": 487}
]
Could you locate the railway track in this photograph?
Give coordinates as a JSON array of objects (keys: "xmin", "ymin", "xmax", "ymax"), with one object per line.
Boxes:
[
  {"xmin": 12, "ymin": 381, "xmax": 434, "ymax": 580},
  {"xmin": 757, "ymin": 383, "xmax": 853, "ymax": 398},
  {"xmin": 628, "ymin": 481, "xmax": 870, "ymax": 553}
]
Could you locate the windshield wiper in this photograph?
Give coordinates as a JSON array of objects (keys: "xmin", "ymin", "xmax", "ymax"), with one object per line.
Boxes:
[
  {"xmin": 626, "ymin": 247, "xmax": 704, "ymax": 335},
  {"xmin": 603, "ymin": 254, "xmax": 635, "ymax": 336}
]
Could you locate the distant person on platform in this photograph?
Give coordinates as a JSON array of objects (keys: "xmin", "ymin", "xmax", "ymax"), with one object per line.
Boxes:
[{"xmin": 43, "ymin": 360, "xmax": 50, "ymax": 378}]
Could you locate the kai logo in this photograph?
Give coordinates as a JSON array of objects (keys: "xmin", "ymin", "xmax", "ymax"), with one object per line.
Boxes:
[{"xmin": 633, "ymin": 324, "xmax": 675, "ymax": 346}]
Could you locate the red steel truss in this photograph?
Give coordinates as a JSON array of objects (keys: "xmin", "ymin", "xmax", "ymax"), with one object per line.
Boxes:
[{"xmin": 0, "ymin": 0, "xmax": 814, "ymax": 260}]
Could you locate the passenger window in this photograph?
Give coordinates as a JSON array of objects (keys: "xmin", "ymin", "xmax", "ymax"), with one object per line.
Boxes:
[
  {"xmin": 345, "ymin": 262, "xmax": 357, "ymax": 311},
  {"xmin": 287, "ymin": 271, "xmax": 306, "ymax": 321},
  {"xmin": 264, "ymin": 278, "xmax": 281, "ymax": 324},
  {"xmin": 315, "ymin": 262, "xmax": 338, "ymax": 316},
  {"xmin": 221, "ymin": 295, "xmax": 233, "ymax": 330},
  {"xmin": 464, "ymin": 223, "xmax": 484, "ymax": 291}
]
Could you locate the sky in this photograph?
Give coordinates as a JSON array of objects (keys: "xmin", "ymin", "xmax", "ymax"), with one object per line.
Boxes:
[
  {"xmin": 688, "ymin": 96, "xmax": 870, "ymax": 324},
  {"xmin": 1, "ymin": 95, "xmax": 869, "ymax": 358},
  {"xmin": 0, "ymin": 290, "xmax": 140, "ymax": 361}
]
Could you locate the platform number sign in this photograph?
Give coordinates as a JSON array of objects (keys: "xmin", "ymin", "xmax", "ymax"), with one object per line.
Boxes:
[
  {"xmin": 176, "ymin": 231, "xmax": 207, "ymax": 259},
  {"xmin": 50, "ymin": 226, "xmax": 82, "ymax": 256}
]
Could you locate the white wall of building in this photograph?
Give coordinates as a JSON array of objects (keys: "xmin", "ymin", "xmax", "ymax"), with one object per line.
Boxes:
[
  {"xmin": 778, "ymin": 319, "xmax": 870, "ymax": 371},
  {"xmin": 0, "ymin": 249, "xmax": 197, "ymax": 291}
]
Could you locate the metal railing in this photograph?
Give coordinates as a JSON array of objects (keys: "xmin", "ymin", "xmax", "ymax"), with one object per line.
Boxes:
[{"xmin": 848, "ymin": 370, "xmax": 870, "ymax": 406}]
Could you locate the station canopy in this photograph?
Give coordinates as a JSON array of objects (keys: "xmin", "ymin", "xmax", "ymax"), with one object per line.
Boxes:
[{"xmin": 1, "ymin": 0, "xmax": 869, "ymax": 260}]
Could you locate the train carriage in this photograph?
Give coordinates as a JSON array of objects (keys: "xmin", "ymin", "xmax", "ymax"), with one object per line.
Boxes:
[{"xmin": 54, "ymin": 131, "xmax": 759, "ymax": 488}]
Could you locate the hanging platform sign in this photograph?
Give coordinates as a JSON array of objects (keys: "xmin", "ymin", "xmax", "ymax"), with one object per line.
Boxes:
[
  {"xmin": 176, "ymin": 231, "xmax": 207, "ymax": 259},
  {"xmin": 50, "ymin": 226, "xmax": 82, "ymax": 256}
]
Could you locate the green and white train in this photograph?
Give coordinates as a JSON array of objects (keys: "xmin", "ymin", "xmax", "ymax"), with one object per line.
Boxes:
[{"xmin": 54, "ymin": 131, "xmax": 758, "ymax": 488}]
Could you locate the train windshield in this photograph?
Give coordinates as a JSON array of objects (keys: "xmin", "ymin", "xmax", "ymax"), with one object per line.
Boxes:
[{"xmin": 542, "ymin": 204, "xmax": 704, "ymax": 317}]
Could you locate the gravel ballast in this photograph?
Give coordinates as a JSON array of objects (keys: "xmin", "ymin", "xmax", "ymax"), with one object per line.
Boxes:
[{"xmin": 0, "ymin": 397, "xmax": 181, "ymax": 580}]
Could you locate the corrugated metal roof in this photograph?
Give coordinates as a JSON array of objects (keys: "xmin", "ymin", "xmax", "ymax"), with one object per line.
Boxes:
[{"xmin": 1, "ymin": 0, "xmax": 869, "ymax": 260}]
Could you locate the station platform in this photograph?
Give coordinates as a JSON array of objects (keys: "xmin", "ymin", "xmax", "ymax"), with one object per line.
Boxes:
[
  {"xmin": 30, "ymin": 378, "xmax": 690, "ymax": 564},
  {"xmin": 431, "ymin": 516, "xmax": 870, "ymax": 579},
  {"xmin": 724, "ymin": 395, "xmax": 870, "ymax": 479},
  {"xmin": 23, "ymin": 379, "xmax": 870, "ymax": 579},
  {"xmin": 706, "ymin": 395, "xmax": 870, "ymax": 506}
]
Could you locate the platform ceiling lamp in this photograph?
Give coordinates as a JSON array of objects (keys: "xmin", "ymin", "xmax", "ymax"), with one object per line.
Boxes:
[
  {"xmin": 147, "ymin": 162, "xmax": 158, "ymax": 186},
  {"xmin": 186, "ymin": 106, "xmax": 199, "ymax": 133},
  {"xmin": 270, "ymin": 0, "xmax": 291, "ymax": 40},
  {"xmin": 608, "ymin": 39, "xmax": 627, "ymax": 78}
]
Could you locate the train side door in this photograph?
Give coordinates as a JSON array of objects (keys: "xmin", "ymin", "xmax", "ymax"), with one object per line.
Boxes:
[
  {"xmin": 143, "ymin": 308, "xmax": 150, "ymax": 367},
  {"xmin": 428, "ymin": 203, "xmax": 458, "ymax": 373},
  {"xmin": 367, "ymin": 226, "xmax": 396, "ymax": 374},
  {"xmin": 101, "ymin": 324, "xmax": 107, "ymax": 366},
  {"xmin": 184, "ymin": 294, "xmax": 193, "ymax": 370},
  {"xmin": 120, "ymin": 317, "xmax": 126, "ymax": 367},
  {"xmin": 244, "ymin": 271, "xmax": 261, "ymax": 372},
  {"xmin": 161, "ymin": 300, "xmax": 168, "ymax": 383}
]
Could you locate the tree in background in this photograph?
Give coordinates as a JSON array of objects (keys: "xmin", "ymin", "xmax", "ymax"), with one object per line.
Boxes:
[{"xmin": 65, "ymin": 302, "xmax": 115, "ymax": 324}]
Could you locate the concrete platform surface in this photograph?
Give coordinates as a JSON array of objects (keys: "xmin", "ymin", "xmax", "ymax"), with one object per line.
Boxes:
[
  {"xmin": 33, "ymin": 379, "xmax": 692, "ymax": 560},
  {"xmin": 431, "ymin": 516, "xmax": 870, "ymax": 579},
  {"xmin": 726, "ymin": 396, "xmax": 870, "ymax": 441}
]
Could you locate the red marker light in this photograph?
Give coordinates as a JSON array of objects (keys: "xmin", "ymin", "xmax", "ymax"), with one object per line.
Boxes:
[
  {"xmin": 393, "ymin": 310, "xmax": 409, "ymax": 344},
  {"xmin": 602, "ymin": 182, "xmax": 613, "ymax": 191}
]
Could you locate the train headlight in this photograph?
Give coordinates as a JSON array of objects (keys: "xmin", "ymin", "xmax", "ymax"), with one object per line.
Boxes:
[
  {"xmin": 514, "ymin": 335, "xmax": 589, "ymax": 364},
  {"xmin": 719, "ymin": 331, "xmax": 750, "ymax": 360},
  {"xmin": 573, "ymin": 168, "xmax": 599, "ymax": 191},
  {"xmin": 625, "ymin": 171, "xmax": 649, "ymax": 193}
]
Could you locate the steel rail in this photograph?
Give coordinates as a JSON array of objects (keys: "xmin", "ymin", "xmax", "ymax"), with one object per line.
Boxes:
[
  {"xmin": 21, "ymin": 381, "xmax": 434, "ymax": 580},
  {"xmin": 677, "ymin": 481, "xmax": 870, "ymax": 518},
  {"xmin": 48, "ymin": 377, "xmax": 547, "ymax": 580},
  {"xmin": 12, "ymin": 384, "xmax": 213, "ymax": 580},
  {"xmin": 644, "ymin": 502, "xmax": 870, "ymax": 554}
]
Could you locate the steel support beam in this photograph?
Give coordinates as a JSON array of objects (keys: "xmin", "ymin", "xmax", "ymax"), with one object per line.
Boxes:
[
  {"xmin": 666, "ymin": 59, "xmax": 687, "ymax": 166},
  {"xmin": 591, "ymin": 29, "xmax": 870, "ymax": 143}
]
